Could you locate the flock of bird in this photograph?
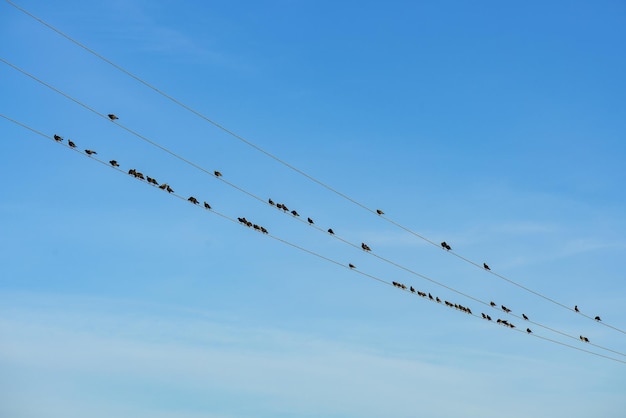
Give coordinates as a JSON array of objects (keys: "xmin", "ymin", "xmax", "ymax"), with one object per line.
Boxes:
[{"xmin": 49, "ymin": 112, "xmax": 606, "ymax": 349}]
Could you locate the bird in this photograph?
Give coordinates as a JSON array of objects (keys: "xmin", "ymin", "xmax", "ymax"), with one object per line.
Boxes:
[
  {"xmin": 307, "ymin": 217, "xmax": 314, "ymax": 225},
  {"xmin": 436, "ymin": 297, "xmax": 441, "ymax": 303},
  {"xmin": 483, "ymin": 263, "xmax": 490, "ymax": 270},
  {"xmin": 327, "ymin": 228, "xmax": 335, "ymax": 235},
  {"xmin": 291, "ymin": 210, "xmax": 299, "ymax": 217},
  {"xmin": 574, "ymin": 305, "xmax": 580, "ymax": 313},
  {"xmin": 526, "ymin": 328, "xmax": 532, "ymax": 334},
  {"xmin": 501, "ymin": 305, "xmax": 511, "ymax": 313},
  {"xmin": 595, "ymin": 316, "xmax": 601, "ymax": 321},
  {"xmin": 147, "ymin": 177, "xmax": 159, "ymax": 185},
  {"xmin": 214, "ymin": 171, "xmax": 222, "ymax": 177},
  {"xmin": 486, "ymin": 315, "xmax": 492, "ymax": 321},
  {"xmin": 68, "ymin": 140, "xmax": 76, "ymax": 148},
  {"xmin": 481, "ymin": 313, "xmax": 487, "ymax": 319},
  {"xmin": 85, "ymin": 149, "xmax": 97, "ymax": 155},
  {"xmin": 188, "ymin": 196, "xmax": 199, "ymax": 204},
  {"xmin": 410, "ymin": 286, "xmax": 415, "ymax": 293},
  {"xmin": 260, "ymin": 226, "xmax": 268, "ymax": 234},
  {"xmin": 349, "ymin": 263, "xmax": 355, "ymax": 269},
  {"xmin": 441, "ymin": 241, "xmax": 451, "ymax": 250},
  {"xmin": 361, "ymin": 243, "xmax": 371, "ymax": 251},
  {"xmin": 109, "ymin": 160, "xmax": 120, "ymax": 167},
  {"xmin": 53, "ymin": 134, "xmax": 63, "ymax": 142},
  {"xmin": 108, "ymin": 114, "xmax": 118, "ymax": 120},
  {"xmin": 522, "ymin": 314, "xmax": 529, "ymax": 320},
  {"xmin": 166, "ymin": 185, "xmax": 174, "ymax": 193},
  {"xmin": 490, "ymin": 301, "xmax": 496, "ymax": 307},
  {"xmin": 376, "ymin": 209, "xmax": 384, "ymax": 215},
  {"xmin": 428, "ymin": 293, "xmax": 433, "ymax": 300},
  {"xmin": 268, "ymin": 198, "xmax": 275, "ymax": 206},
  {"xmin": 203, "ymin": 202, "xmax": 211, "ymax": 209}
]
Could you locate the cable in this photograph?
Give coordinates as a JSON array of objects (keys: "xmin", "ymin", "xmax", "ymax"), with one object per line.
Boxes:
[
  {"xmin": 2, "ymin": 57, "xmax": 624, "ymax": 356},
  {"xmin": 6, "ymin": 0, "xmax": 622, "ymax": 335},
  {"xmin": 2, "ymin": 112, "xmax": 624, "ymax": 366}
]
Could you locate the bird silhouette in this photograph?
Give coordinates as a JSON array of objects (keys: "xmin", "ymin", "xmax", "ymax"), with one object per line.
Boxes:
[
  {"xmin": 291, "ymin": 210, "xmax": 299, "ymax": 217},
  {"xmin": 108, "ymin": 114, "xmax": 118, "ymax": 120},
  {"xmin": 54, "ymin": 134, "xmax": 63, "ymax": 142},
  {"xmin": 410, "ymin": 286, "xmax": 415, "ymax": 293},
  {"xmin": 327, "ymin": 228, "xmax": 335, "ymax": 235},
  {"xmin": 501, "ymin": 305, "xmax": 511, "ymax": 313},
  {"xmin": 436, "ymin": 297, "xmax": 441, "ymax": 303},
  {"xmin": 483, "ymin": 263, "xmax": 490, "ymax": 270},
  {"xmin": 268, "ymin": 198, "xmax": 275, "ymax": 206},
  {"xmin": 260, "ymin": 226, "xmax": 268, "ymax": 234},
  {"xmin": 441, "ymin": 241, "xmax": 451, "ymax": 250},
  {"xmin": 376, "ymin": 209, "xmax": 384, "ymax": 215},
  {"xmin": 595, "ymin": 316, "xmax": 601, "ymax": 321},
  {"xmin": 349, "ymin": 263, "xmax": 355, "ymax": 269},
  {"xmin": 307, "ymin": 217, "xmax": 314, "ymax": 225},
  {"xmin": 68, "ymin": 140, "xmax": 76, "ymax": 148},
  {"xmin": 486, "ymin": 315, "xmax": 492, "ymax": 321},
  {"xmin": 85, "ymin": 149, "xmax": 97, "ymax": 155},
  {"xmin": 214, "ymin": 171, "xmax": 222, "ymax": 177},
  {"xmin": 188, "ymin": 197, "xmax": 199, "ymax": 204},
  {"xmin": 109, "ymin": 160, "xmax": 120, "ymax": 167},
  {"xmin": 490, "ymin": 301, "xmax": 496, "ymax": 307},
  {"xmin": 526, "ymin": 328, "xmax": 532, "ymax": 334},
  {"xmin": 522, "ymin": 314, "xmax": 529, "ymax": 320},
  {"xmin": 203, "ymin": 202, "xmax": 211, "ymax": 209},
  {"xmin": 428, "ymin": 293, "xmax": 433, "ymax": 300},
  {"xmin": 166, "ymin": 185, "xmax": 174, "ymax": 193},
  {"xmin": 361, "ymin": 243, "xmax": 371, "ymax": 251},
  {"xmin": 575, "ymin": 305, "xmax": 580, "ymax": 313}
]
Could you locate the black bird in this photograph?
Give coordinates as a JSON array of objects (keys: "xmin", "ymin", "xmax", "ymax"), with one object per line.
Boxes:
[
  {"xmin": 307, "ymin": 217, "xmax": 314, "ymax": 225},
  {"xmin": 260, "ymin": 226, "xmax": 268, "ymax": 234},
  {"xmin": 522, "ymin": 314, "xmax": 529, "ymax": 320},
  {"xmin": 68, "ymin": 140, "xmax": 76, "ymax": 148},
  {"xmin": 490, "ymin": 301, "xmax": 496, "ymax": 307},
  {"xmin": 108, "ymin": 114, "xmax": 118, "ymax": 120},
  {"xmin": 203, "ymin": 202, "xmax": 211, "ymax": 209},
  {"xmin": 483, "ymin": 263, "xmax": 490, "ymax": 270},
  {"xmin": 54, "ymin": 134, "xmax": 63, "ymax": 142},
  {"xmin": 85, "ymin": 149, "xmax": 97, "ymax": 155},
  {"xmin": 349, "ymin": 263, "xmax": 355, "ymax": 269},
  {"xmin": 410, "ymin": 286, "xmax": 415, "ymax": 293},
  {"xmin": 428, "ymin": 293, "xmax": 433, "ymax": 300},
  {"xmin": 595, "ymin": 316, "xmax": 601, "ymax": 321},
  {"xmin": 481, "ymin": 313, "xmax": 487, "ymax": 319},
  {"xmin": 361, "ymin": 243, "xmax": 371, "ymax": 251},
  {"xmin": 188, "ymin": 196, "xmax": 199, "ymax": 204},
  {"xmin": 526, "ymin": 328, "xmax": 532, "ymax": 334},
  {"xmin": 436, "ymin": 297, "xmax": 441, "ymax": 303},
  {"xmin": 328, "ymin": 228, "xmax": 335, "ymax": 235},
  {"xmin": 486, "ymin": 315, "xmax": 492, "ymax": 321},
  {"xmin": 376, "ymin": 209, "xmax": 384, "ymax": 215},
  {"xmin": 268, "ymin": 198, "xmax": 275, "ymax": 206},
  {"xmin": 214, "ymin": 171, "xmax": 222, "ymax": 177},
  {"xmin": 109, "ymin": 160, "xmax": 120, "ymax": 167},
  {"xmin": 166, "ymin": 185, "xmax": 174, "ymax": 193},
  {"xmin": 574, "ymin": 305, "xmax": 580, "ymax": 313},
  {"xmin": 291, "ymin": 210, "xmax": 299, "ymax": 217},
  {"xmin": 501, "ymin": 305, "xmax": 511, "ymax": 313}
]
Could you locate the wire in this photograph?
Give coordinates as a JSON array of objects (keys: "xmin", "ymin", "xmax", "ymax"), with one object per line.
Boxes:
[
  {"xmin": 2, "ymin": 57, "xmax": 624, "ymax": 357},
  {"xmin": 6, "ymin": 0, "xmax": 622, "ymax": 335},
  {"xmin": 4, "ymin": 60, "xmax": 623, "ymax": 359},
  {"xmin": 2, "ymin": 112, "xmax": 624, "ymax": 365}
]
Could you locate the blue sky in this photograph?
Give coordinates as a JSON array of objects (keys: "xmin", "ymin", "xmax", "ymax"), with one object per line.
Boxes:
[{"xmin": 1, "ymin": 0, "xmax": 626, "ymax": 417}]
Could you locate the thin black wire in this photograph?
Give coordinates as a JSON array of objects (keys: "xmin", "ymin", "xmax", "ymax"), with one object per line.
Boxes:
[
  {"xmin": 2, "ymin": 112, "xmax": 624, "ymax": 366},
  {"xmin": 6, "ymin": 0, "xmax": 622, "ymax": 335},
  {"xmin": 2, "ymin": 58, "xmax": 624, "ymax": 358}
]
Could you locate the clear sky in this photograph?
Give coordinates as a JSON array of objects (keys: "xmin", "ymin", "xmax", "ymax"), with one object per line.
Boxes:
[{"xmin": 1, "ymin": 1, "xmax": 626, "ymax": 417}]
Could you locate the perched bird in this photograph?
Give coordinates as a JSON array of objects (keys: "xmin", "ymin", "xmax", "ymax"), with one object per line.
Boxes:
[
  {"xmin": 85, "ymin": 149, "xmax": 97, "ymax": 155},
  {"xmin": 268, "ymin": 198, "xmax": 275, "ymax": 206},
  {"xmin": 501, "ymin": 305, "xmax": 511, "ymax": 313},
  {"xmin": 159, "ymin": 183, "xmax": 168, "ymax": 190},
  {"xmin": 109, "ymin": 160, "xmax": 120, "ymax": 167},
  {"xmin": 526, "ymin": 328, "xmax": 532, "ymax": 334},
  {"xmin": 203, "ymin": 202, "xmax": 211, "ymax": 209},
  {"xmin": 68, "ymin": 140, "xmax": 76, "ymax": 148},
  {"xmin": 361, "ymin": 243, "xmax": 371, "ymax": 251},
  {"xmin": 376, "ymin": 209, "xmax": 384, "ymax": 215},
  {"xmin": 481, "ymin": 313, "xmax": 487, "ymax": 319},
  {"xmin": 441, "ymin": 241, "xmax": 451, "ymax": 250},
  {"xmin": 108, "ymin": 114, "xmax": 118, "ymax": 121},
  {"xmin": 307, "ymin": 217, "xmax": 314, "ymax": 225},
  {"xmin": 428, "ymin": 293, "xmax": 433, "ymax": 300},
  {"xmin": 253, "ymin": 224, "xmax": 261, "ymax": 231},
  {"xmin": 291, "ymin": 210, "xmax": 299, "ymax": 217},
  {"xmin": 147, "ymin": 177, "xmax": 159, "ymax": 185},
  {"xmin": 410, "ymin": 286, "xmax": 415, "ymax": 293},
  {"xmin": 214, "ymin": 171, "xmax": 222, "ymax": 177},
  {"xmin": 483, "ymin": 263, "xmax": 490, "ymax": 270},
  {"xmin": 135, "ymin": 172, "xmax": 145, "ymax": 180},
  {"xmin": 276, "ymin": 203, "xmax": 283, "ymax": 209},
  {"xmin": 54, "ymin": 134, "xmax": 63, "ymax": 142},
  {"xmin": 327, "ymin": 228, "xmax": 335, "ymax": 235},
  {"xmin": 595, "ymin": 316, "xmax": 601, "ymax": 321},
  {"xmin": 260, "ymin": 226, "xmax": 268, "ymax": 234},
  {"xmin": 486, "ymin": 315, "xmax": 492, "ymax": 321},
  {"xmin": 166, "ymin": 185, "xmax": 174, "ymax": 193},
  {"xmin": 490, "ymin": 301, "xmax": 496, "ymax": 307},
  {"xmin": 522, "ymin": 314, "xmax": 529, "ymax": 320},
  {"xmin": 188, "ymin": 196, "xmax": 199, "ymax": 204},
  {"xmin": 349, "ymin": 263, "xmax": 356, "ymax": 269},
  {"xmin": 436, "ymin": 297, "xmax": 441, "ymax": 303},
  {"xmin": 575, "ymin": 305, "xmax": 580, "ymax": 313}
]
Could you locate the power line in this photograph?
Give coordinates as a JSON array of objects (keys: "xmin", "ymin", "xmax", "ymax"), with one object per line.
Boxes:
[
  {"xmin": 2, "ymin": 113, "xmax": 624, "ymax": 365},
  {"xmin": 2, "ymin": 57, "xmax": 624, "ymax": 356},
  {"xmin": 6, "ymin": 0, "xmax": 621, "ymax": 335}
]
